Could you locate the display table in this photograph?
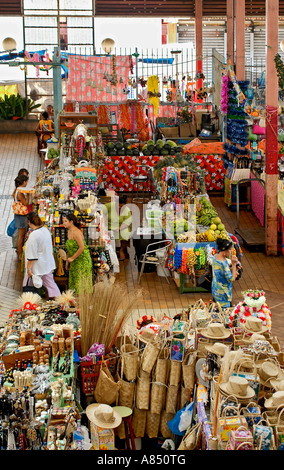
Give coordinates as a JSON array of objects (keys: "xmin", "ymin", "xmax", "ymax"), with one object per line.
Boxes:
[{"xmin": 102, "ymin": 154, "xmax": 225, "ymax": 192}]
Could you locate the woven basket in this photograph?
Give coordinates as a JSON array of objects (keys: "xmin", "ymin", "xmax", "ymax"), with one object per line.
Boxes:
[
  {"xmin": 182, "ymin": 353, "xmax": 196, "ymax": 389},
  {"xmin": 141, "ymin": 342, "xmax": 160, "ymax": 374},
  {"xmin": 169, "ymin": 360, "xmax": 182, "ymax": 386},
  {"xmin": 165, "ymin": 385, "xmax": 179, "ymax": 414},
  {"xmin": 159, "ymin": 411, "xmax": 174, "ymax": 439},
  {"xmin": 119, "ymin": 379, "xmax": 135, "ymax": 409},
  {"xmin": 146, "ymin": 411, "xmax": 160, "ymax": 438},
  {"xmin": 121, "ymin": 343, "xmax": 139, "ymax": 382},
  {"xmin": 180, "ymin": 385, "xmax": 191, "ymax": 409},
  {"xmin": 155, "ymin": 347, "xmax": 170, "ymax": 384},
  {"xmin": 132, "ymin": 407, "xmax": 147, "ymax": 438},
  {"xmin": 150, "ymin": 382, "xmax": 166, "ymax": 414},
  {"xmin": 136, "ymin": 371, "xmax": 151, "ymax": 410}
]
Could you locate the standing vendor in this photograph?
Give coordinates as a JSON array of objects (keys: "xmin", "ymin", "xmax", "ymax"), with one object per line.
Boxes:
[{"xmin": 211, "ymin": 238, "xmax": 238, "ymax": 309}]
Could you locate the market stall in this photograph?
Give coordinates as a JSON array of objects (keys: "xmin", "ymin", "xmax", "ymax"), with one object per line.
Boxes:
[
  {"xmin": 29, "ymin": 123, "xmax": 120, "ymax": 293},
  {"xmin": 146, "ymin": 154, "xmax": 239, "ymax": 293},
  {"xmin": 1, "ymin": 286, "xmax": 282, "ymax": 451}
]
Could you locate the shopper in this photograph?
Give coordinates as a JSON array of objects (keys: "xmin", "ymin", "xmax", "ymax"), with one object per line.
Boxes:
[
  {"xmin": 62, "ymin": 213, "xmax": 93, "ymax": 295},
  {"xmin": 24, "ymin": 212, "xmax": 61, "ymax": 299},
  {"xmin": 211, "ymin": 237, "xmax": 238, "ymax": 309},
  {"xmin": 12, "ymin": 174, "xmax": 29, "ymax": 260},
  {"xmin": 18, "ymin": 168, "xmax": 29, "ymax": 178}
]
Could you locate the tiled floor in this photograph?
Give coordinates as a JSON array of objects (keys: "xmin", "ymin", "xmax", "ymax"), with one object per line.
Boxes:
[{"xmin": 1, "ymin": 133, "xmax": 284, "ymax": 346}]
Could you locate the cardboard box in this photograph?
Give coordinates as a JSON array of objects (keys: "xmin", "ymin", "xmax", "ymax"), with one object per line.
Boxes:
[
  {"xmin": 179, "ymin": 123, "xmax": 191, "ymax": 137},
  {"xmin": 161, "ymin": 127, "xmax": 179, "ymax": 138},
  {"xmin": 90, "ymin": 422, "xmax": 115, "ymax": 450},
  {"xmin": 179, "ymin": 123, "xmax": 197, "ymax": 138}
]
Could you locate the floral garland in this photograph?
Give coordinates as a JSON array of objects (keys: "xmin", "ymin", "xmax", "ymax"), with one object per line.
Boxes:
[
  {"xmin": 137, "ymin": 315, "xmax": 156, "ymax": 330},
  {"xmin": 180, "ymin": 248, "xmax": 188, "ymax": 274},
  {"xmin": 229, "ymin": 289, "xmax": 272, "ymax": 330},
  {"xmin": 221, "ymin": 74, "xmax": 229, "ymax": 114}
]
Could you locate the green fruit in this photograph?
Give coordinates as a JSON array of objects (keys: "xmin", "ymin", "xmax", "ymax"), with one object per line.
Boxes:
[
  {"xmin": 213, "ymin": 217, "xmax": 221, "ymax": 225},
  {"xmin": 218, "ymin": 224, "xmax": 225, "ymax": 231},
  {"xmin": 210, "ymin": 224, "xmax": 217, "ymax": 231},
  {"xmin": 215, "ymin": 230, "xmax": 220, "ymax": 235}
]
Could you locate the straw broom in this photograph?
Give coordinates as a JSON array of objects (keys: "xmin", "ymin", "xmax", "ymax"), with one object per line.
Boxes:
[{"xmin": 78, "ymin": 278, "xmax": 141, "ymax": 357}]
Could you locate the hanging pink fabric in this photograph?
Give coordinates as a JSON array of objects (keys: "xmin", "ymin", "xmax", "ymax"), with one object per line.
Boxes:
[
  {"xmin": 66, "ymin": 55, "xmax": 134, "ymax": 103},
  {"xmin": 24, "ymin": 51, "xmax": 40, "ymax": 78}
]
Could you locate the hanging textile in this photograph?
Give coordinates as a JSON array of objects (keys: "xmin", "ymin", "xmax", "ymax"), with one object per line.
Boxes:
[{"xmin": 66, "ymin": 55, "xmax": 134, "ymax": 102}]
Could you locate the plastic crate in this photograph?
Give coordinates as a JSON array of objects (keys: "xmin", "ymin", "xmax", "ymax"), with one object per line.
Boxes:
[{"xmin": 80, "ymin": 357, "xmax": 117, "ymax": 394}]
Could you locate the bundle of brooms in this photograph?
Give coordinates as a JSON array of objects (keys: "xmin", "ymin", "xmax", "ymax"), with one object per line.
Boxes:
[{"xmin": 78, "ymin": 278, "xmax": 141, "ymax": 357}]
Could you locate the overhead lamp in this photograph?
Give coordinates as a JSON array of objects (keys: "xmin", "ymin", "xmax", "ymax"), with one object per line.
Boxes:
[
  {"xmin": 2, "ymin": 37, "xmax": 17, "ymax": 52},
  {"xmin": 101, "ymin": 38, "xmax": 115, "ymax": 55}
]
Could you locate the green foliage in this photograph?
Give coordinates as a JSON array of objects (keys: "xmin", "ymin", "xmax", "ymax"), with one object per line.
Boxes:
[
  {"xmin": 274, "ymin": 53, "xmax": 284, "ymax": 93},
  {"xmin": 0, "ymin": 94, "xmax": 41, "ymax": 120}
]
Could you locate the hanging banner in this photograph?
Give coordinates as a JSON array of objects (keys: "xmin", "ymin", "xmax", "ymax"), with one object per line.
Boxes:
[{"xmin": 66, "ymin": 55, "xmax": 135, "ymax": 103}]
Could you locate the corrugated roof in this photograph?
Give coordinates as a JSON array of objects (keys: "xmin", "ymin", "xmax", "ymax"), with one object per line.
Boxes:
[{"xmin": 0, "ymin": 0, "xmax": 22, "ymax": 16}]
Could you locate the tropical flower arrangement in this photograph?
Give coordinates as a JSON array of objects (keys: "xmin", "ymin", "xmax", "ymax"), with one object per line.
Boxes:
[
  {"xmin": 137, "ymin": 315, "xmax": 156, "ymax": 330},
  {"xmin": 229, "ymin": 289, "xmax": 272, "ymax": 330}
]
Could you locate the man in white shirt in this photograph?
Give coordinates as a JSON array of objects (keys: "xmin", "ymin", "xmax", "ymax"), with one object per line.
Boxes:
[{"xmin": 24, "ymin": 212, "xmax": 61, "ymax": 298}]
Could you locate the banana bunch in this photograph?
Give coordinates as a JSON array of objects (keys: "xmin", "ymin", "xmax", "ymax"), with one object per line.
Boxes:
[
  {"xmin": 196, "ymin": 232, "xmax": 208, "ymax": 243},
  {"xmin": 187, "ymin": 249, "xmax": 197, "ymax": 270},
  {"xmin": 197, "ymin": 207, "xmax": 218, "ymax": 227},
  {"xmin": 218, "ymin": 231, "xmax": 231, "ymax": 240}
]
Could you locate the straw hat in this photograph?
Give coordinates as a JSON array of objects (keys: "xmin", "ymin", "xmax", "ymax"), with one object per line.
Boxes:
[
  {"xmin": 242, "ymin": 316, "xmax": 268, "ymax": 335},
  {"xmin": 205, "ymin": 342, "xmax": 229, "ymax": 357},
  {"xmin": 264, "ymin": 391, "xmax": 284, "ymax": 409},
  {"xmin": 200, "ymin": 322, "xmax": 231, "ymax": 340},
  {"xmin": 270, "ymin": 378, "xmax": 284, "ymax": 392},
  {"xmin": 258, "ymin": 361, "xmax": 281, "ymax": 385},
  {"xmin": 219, "ymin": 375, "xmax": 255, "ymax": 400},
  {"xmin": 242, "ymin": 333, "xmax": 266, "ymax": 344},
  {"xmin": 86, "ymin": 404, "xmax": 122, "ymax": 429}
]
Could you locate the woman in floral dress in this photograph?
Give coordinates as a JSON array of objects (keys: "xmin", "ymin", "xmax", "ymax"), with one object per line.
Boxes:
[
  {"xmin": 211, "ymin": 238, "xmax": 238, "ymax": 309},
  {"xmin": 62, "ymin": 213, "xmax": 93, "ymax": 295}
]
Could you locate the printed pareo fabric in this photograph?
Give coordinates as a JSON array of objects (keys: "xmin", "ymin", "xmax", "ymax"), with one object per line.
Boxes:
[{"xmin": 211, "ymin": 255, "xmax": 233, "ymax": 309}]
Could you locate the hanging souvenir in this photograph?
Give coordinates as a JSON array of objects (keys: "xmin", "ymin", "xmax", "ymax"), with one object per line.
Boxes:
[
  {"xmin": 147, "ymin": 75, "xmax": 161, "ymax": 116},
  {"xmin": 139, "ymin": 77, "xmax": 147, "ymax": 88},
  {"xmin": 162, "ymin": 76, "xmax": 168, "ymax": 85}
]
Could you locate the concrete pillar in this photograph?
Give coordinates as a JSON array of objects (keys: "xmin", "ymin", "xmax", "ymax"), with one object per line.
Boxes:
[
  {"xmin": 235, "ymin": 0, "xmax": 245, "ymax": 80},
  {"xmin": 52, "ymin": 47, "xmax": 62, "ymax": 140},
  {"xmin": 195, "ymin": 0, "xmax": 203, "ymax": 89},
  {"xmin": 226, "ymin": 0, "xmax": 234, "ymax": 65},
  {"xmin": 265, "ymin": 0, "xmax": 279, "ymax": 256}
]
